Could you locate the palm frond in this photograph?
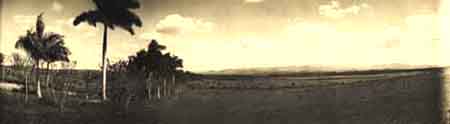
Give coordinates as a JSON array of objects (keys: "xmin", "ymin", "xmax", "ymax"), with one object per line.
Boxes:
[
  {"xmin": 83, "ymin": 0, "xmax": 142, "ymax": 35},
  {"xmin": 113, "ymin": 10, "xmax": 142, "ymax": 35},
  {"xmin": 93, "ymin": 0, "xmax": 140, "ymax": 10},
  {"xmin": 44, "ymin": 33, "xmax": 64, "ymax": 46},
  {"xmin": 43, "ymin": 33, "xmax": 70, "ymax": 63},
  {"xmin": 15, "ymin": 32, "xmax": 42, "ymax": 61},
  {"xmin": 148, "ymin": 39, "xmax": 166, "ymax": 51},
  {"xmin": 73, "ymin": 10, "xmax": 107, "ymax": 27},
  {"xmin": 16, "ymin": 14, "xmax": 70, "ymax": 63},
  {"xmin": 36, "ymin": 13, "xmax": 45, "ymax": 38}
]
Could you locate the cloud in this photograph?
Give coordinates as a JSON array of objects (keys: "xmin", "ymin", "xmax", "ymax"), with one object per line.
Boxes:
[
  {"xmin": 52, "ymin": 1, "xmax": 64, "ymax": 12},
  {"xmin": 244, "ymin": 0, "xmax": 264, "ymax": 3},
  {"xmin": 155, "ymin": 14, "xmax": 215, "ymax": 36},
  {"xmin": 318, "ymin": 1, "xmax": 370, "ymax": 19}
]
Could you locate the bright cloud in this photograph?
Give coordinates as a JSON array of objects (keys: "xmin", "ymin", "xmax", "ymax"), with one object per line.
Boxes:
[
  {"xmin": 244, "ymin": 0, "xmax": 264, "ymax": 3},
  {"xmin": 52, "ymin": 1, "xmax": 64, "ymax": 12},
  {"xmin": 319, "ymin": 1, "xmax": 370, "ymax": 19},
  {"xmin": 155, "ymin": 14, "xmax": 215, "ymax": 36}
]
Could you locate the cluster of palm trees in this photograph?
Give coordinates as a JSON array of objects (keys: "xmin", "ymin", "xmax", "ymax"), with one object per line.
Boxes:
[
  {"xmin": 107, "ymin": 39, "xmax": 183, "ymax": 101},
  {"xmin": 127, "ymin": 40, "xmax": 183, "ymax": 77},
  {"xmin": 127, "ymin": 40, "xmax": 183, "ymax": 99},
  {"xmin": 15, "ymin": 13, "xmax": 70, "ymax": 99}
]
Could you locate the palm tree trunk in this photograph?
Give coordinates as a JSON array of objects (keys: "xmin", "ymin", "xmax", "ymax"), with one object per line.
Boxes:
[
  {"xmin": 46, "ymin": 62, "xmax": 54, "ymax": 101},
  {"xmin": 25, "ymin": 65, "xmax": 32, "ymax": 103},
  {"xmin": 163, "ymin": 79, "xmax": 166, "ymax": 97},
  {"xmin": 157, "ymin": 83, "xmax": 161, "ymax": 99},
  {"xmin": 101, "ymin": 24, "xmax": 108, "ymax": 100},
  {"xmin": 171, "ymin": 75, "xmax": 175, "ymax": 97},
  {"xmin": 86, "ymin": 72, "xmax": 89, "ymax": 100},
  {"xmin": 46, "ymin": 62, "xmax": 50, "ymax": 88},
  {"xmin": 36, "ymin": 60, "xmax": 42, "ymax": 99},
  {"xmin": 25, "ymin": 73, "xmax": 29, "ymax": 102},
  {"xmin": 147, "ymin": 72, "xmax": 153, "ymax": 101}
]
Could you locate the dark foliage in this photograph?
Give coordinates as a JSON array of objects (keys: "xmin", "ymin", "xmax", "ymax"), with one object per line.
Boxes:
[
  {"xmin": 109, "ymin": 39, "xmax": 183, "ymax": 79},
  {"xmin": 73, "ymin": 0, "xmax": 142, "ymax": 34},
  {"xmin": 15, "ymin": 13, "xmax": 71, "ymax": 64}
]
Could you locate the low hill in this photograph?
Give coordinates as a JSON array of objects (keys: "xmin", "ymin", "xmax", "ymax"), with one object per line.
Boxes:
[{"xmin": 201, "ymin": 64, "xmax": 437, "ymax": 76}]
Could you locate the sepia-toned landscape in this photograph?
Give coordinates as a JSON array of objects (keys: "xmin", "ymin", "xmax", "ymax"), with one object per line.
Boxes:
[{"xmin": 0, "ymin": 0, "xmax": 448, "ymax": 124}]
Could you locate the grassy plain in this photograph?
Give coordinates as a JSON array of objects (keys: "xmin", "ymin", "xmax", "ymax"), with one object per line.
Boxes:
[{"xmin": 0, "ymin": 67, "xmax": 445, "ymax": 124}]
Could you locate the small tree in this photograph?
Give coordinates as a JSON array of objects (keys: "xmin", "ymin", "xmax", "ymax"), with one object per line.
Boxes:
[
  {"xmin": 10, "ymin": 53, "xmax": 33, "ymax": 103},
  {"xmin": 11, "ymin": 53, "xmax": 33, "ymax": 70}
]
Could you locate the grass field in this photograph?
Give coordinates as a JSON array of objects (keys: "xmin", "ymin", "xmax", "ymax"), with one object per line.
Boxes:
[
  {"xmin": 0, "ymin": 67, "xmax": 446, "ymax": 124},
  {"xmin": 155, "ymin": 68, "xmax": 443, "ymax": 124}
]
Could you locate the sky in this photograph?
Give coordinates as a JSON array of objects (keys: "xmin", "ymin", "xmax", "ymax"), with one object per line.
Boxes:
[{"xmin": 0, "ymin": 0, "xmax": 446, "ymax": 72}]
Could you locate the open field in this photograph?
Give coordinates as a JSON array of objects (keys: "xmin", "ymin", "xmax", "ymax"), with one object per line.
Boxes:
[
  {"xmin": 156, "ymin": 68, "xmax": 444, "ymax": 124},
  {"xmin": 0, "ymin": 67, "xmax": 446, "ymax": 124}
]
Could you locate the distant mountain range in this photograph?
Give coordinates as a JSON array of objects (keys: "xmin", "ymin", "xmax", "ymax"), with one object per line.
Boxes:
[{"xmin": 202, "ymin": 64, "xmax": 436, "ymax": 75}]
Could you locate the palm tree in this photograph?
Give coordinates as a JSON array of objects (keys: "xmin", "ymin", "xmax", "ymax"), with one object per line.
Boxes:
[
  {"xmin": 41, "ymin": 32, "xmax": 70, "ymax": 88},
  {"xmin": 15, "ymin": 13, "xmax": 69, "ymax": 99},
  {"xmin": 73, "ymin": 0, "xmax": 142, "ymax": 100},
  {"xmin": 16, "ymin": 14, "xmax": 45, "ymax": 98}
]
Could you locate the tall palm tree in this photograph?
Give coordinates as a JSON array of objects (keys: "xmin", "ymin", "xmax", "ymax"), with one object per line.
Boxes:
[
  {"xmin": 73, "ymin": 0, "xmax": 142, "ymax": 100},
  {"xmin": 16, "ymin": 14, "xmax": 46, "ymax": 98},
  {"xmin": 15, "ymin": 13, "xmax": 69, "ymax": 98}
]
